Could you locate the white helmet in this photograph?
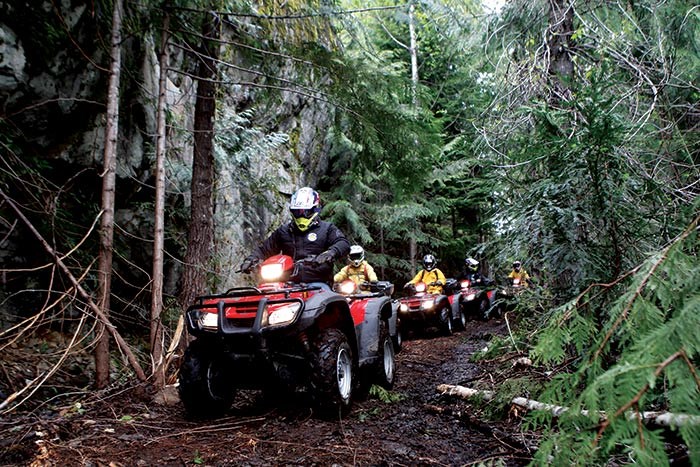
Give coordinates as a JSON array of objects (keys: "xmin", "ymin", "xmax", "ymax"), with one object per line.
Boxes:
[
  {"xmin": 349, "ymin": 245, "xmax": 365, "ymax": 267},
  {"xmin": 289, "ymin": 187, "xmax": 320, "ymax": 232}
]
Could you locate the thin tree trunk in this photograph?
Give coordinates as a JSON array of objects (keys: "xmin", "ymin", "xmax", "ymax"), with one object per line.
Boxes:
[
  {"xmin": 547, "ymin": 0, "xmax": 574, "ymax": 100},
  {"xmin": 179, "ymin": 11, "xmax": 220, "ymax": 310},
  {"xmin": 408, "ymin": 2, "xmax": 419, "ymax": 276},
  {"xmin": 150, "ymin": 10, "xmax": 170, "ymax": 388},
  {"xmin": 95, "ymin": 0, "xmax": 123, "ymax": 389}
]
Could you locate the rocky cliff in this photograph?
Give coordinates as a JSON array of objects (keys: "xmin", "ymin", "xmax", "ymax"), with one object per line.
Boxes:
[{"xmin": 0, "ymin": 1, "xmax": 336, "ymax": 324}]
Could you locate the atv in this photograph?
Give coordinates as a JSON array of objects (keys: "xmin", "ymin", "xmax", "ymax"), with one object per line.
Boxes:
[
  {"xmin": 458, "ymin": 277, "xmax": 502, "ymax": 320},
  {"xmin": 397, "ymin": 280, "xmax": 464, "ymax": 337},
  {"xmin": 496, "ymin": 277, "xmax": 528, "ymax": 312},
  {"xmin": 178, "ymin": 254, "xmax": 396, "ymax": 419},
  {"xmin": 334, "ymin": 279, "xmax": 401, "ymax": 352}
]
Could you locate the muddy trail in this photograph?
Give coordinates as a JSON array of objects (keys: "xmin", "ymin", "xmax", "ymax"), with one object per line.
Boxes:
[{"xmin": 1, "ymin": 319, "xmax": 540, "ymax": 466}]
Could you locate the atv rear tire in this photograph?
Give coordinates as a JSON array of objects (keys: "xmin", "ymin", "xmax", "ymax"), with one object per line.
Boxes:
[
  {"xmin": 478, "ymin": 297, "xmax": 489, "ymax": 321},
  {"xmin": 453, "ymin": 308, "xmax": 467, "ymax": 331},
  {"xmin": 178, "ymin": 339, "xmax": 235, "ymax": 418},
  {"xmin": 376, "ymin": 321, "xmax": 396, "ymax": 389},
  {"xmin": 311, "ymin": 328, "xmax": 354, "ymax": 416},
  {"xmin": 392, "ymin": 326, "xmax": 403, "ymax": 353},
  {"xmin": 439, "ymin": 306, "xmax": 453, "ymax": 336}
]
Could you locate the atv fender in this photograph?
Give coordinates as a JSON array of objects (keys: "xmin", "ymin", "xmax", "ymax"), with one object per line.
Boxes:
[
  {"xmin": 447, "ymin": 293, "xmax": 461, "ymax": 322},
  {"xmin": 296, "ymin": 291, "xmax": 357, "ymax": 359},
  {"xmin": 354, "ymin": 296, "xmax": 393, "ymax": 366}
]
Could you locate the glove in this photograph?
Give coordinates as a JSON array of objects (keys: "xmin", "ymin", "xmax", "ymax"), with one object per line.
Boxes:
[
  {"xmin": 403, "ymin": 282, "xmax": 412, "ymax": 289},
  {"xmin": 315, "ymin": 250, "xmax": 335, "ymax": 264},
  {"xmin": 239, "ymin": 256, "xmax": 258, "ymax": 273}
]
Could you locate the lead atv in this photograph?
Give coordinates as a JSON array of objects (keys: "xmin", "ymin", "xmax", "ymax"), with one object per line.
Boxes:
[
  {"xmin": 178, "ymin": 254, "xmax": 396, "ymax": 419},
  {"xmin": 397, "ymin": 280, "xmax": 464, "ymax": 337}
]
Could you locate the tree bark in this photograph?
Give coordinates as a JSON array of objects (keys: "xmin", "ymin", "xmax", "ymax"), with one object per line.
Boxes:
[
  {"xmin": 547, "ymin": 0, "xmax": 574, "ymax": 100},
  {"xmin": 179, "ymin": 11, "xmax": 220, "ymax": 310},
  {"xmin": 437, "ymin": 384, "xmax": 700, "ymax": 427},
  {"xmin": 150, "ymin": 10, "xmax": 170, "ymax": 388},
  {"xmin": 408, "ymin": 2, "xmax": 419, "ymax": 277},
  {"xmin": 95, "ymin": 0, "xmax": 123, "ymax": 389}
]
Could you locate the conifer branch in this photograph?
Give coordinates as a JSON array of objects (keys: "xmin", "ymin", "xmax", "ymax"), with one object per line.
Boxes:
[
  {"xmin": 591, "ymin": 214, "xmax": 700, "ymax": 363},
  {"xmin": 593, "ymin": 350, "xmax": 684, "ymax": 447}
]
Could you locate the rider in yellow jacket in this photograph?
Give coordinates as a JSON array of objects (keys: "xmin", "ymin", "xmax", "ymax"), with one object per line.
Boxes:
[
  {"xmin": 334, "ymin": 245, "xmax": 378, "ymax": 286},
  {"xmin": 507, "ymin": 260, "xmax": 530, "ymax": 286},
  {"xmin": 406, "ymin": 254, "xmax": 446, "ymax": 294}
]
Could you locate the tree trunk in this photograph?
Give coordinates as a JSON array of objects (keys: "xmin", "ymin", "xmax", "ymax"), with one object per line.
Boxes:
[
  {"xmin": 150, "ymin": 11, "xmax": 170, "ymax": 388},
  {"xmin": 547, "ymin": 0, "xmax": 574, "ymax": 100},
  {"xmin": 408, "ymin": 2, "xmax": 419, "ymax": 276},
  {"xmin": 95, "ymin": 0, "xmax": 123, "ymax": 389},
  {"xmin": 179, "ymin": 11, "xmax": 220, "ymax": 310}
]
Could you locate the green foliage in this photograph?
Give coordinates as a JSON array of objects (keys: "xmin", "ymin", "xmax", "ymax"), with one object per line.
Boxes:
[
  {"xmin": 369, "ymin": 385, "xmax": 405, "ymax": 403},
  {"xmin": 530, "ymin": 214, "xmax": 700, "ymax": 465}
]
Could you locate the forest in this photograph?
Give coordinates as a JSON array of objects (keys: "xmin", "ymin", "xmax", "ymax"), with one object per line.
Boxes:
[{"xmin": 0, "ymin": 0, "xmax": 698, "ymax": 465}]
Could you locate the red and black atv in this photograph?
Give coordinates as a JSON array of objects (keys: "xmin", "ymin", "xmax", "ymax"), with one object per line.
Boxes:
[
  {"xmin": 496, "ymin": 276, "xmax": 528, "ymax": 312},
  {"xmin": 334, "ymin": 279, "xmax": 402, "ymax": 352},
  {"xmin": 458, "ymin": 277, "xmax": 502, "ymax": 320},
  {"xmin": 178, "ymin": 254, "xmax": 397, "ymax": 418},
  {"xmin": 397, "ymin": 280, "xmax": 464, "ymax": 337}
]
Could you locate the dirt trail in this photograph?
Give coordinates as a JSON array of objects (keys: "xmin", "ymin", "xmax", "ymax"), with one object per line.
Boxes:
[{"xmin": 1, "ymin": 319, "xmax": 538, "ymax": 466}]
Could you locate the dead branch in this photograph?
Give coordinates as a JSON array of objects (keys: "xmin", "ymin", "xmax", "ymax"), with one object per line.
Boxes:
[
  {"xmin": 0, "ymin": 189, "xmax": 147, "ymax": 384},
  {"xmin": 437, "ymin": 384, "xmax": 700, "ymax": 428}
]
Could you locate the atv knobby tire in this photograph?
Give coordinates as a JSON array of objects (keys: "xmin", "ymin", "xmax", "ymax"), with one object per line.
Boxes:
[
  {"xmin": 376, "ymin": 321, "xmax": 396, "ymax": 389},
  {"xmin": 311, "ymin": 328, "xmax": 354, "ymax": 416},
  {"xmin": 453, "ymin": 307, "xmax": 467, "ymax": 331},
  {"xmin": 439, "ymin": 305, "xmax": 453, "ymax": 336},
  {"xmin": 178, "ymin": 339, "xmax": 235, "ymax": 418}
]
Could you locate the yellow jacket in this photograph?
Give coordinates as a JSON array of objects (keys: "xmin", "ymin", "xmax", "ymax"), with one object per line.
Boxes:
[
  {"xmin": 508, "ymin": 269, "xmax": 530, "ymax": 285},
  {"xmin": 334, "ymin": 260, "xmax": 378, "ymax": 285},
  {"xmin": 409, "ymin": 268, "xmax": 446, "ymax": 294}
]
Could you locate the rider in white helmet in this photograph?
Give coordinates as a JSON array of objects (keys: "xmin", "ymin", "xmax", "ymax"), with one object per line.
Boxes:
[
  {"xmin": 239, "ymin": 187, "xmax": 350, "ymax": 288},
  {"xmin": 333, "ymin": 245, "xmax": 378, "ymax": 286}
]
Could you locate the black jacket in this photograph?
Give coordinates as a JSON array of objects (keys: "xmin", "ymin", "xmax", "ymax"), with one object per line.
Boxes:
[{"xmin": 250, "ymin": 221, "xmax": 350, "ymax": 284}]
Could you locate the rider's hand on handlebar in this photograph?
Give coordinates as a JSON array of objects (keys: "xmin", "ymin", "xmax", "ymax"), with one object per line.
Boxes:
[
  {"xmin": 239, "ymin": 257, "xmax": 259, "ymax": 274},
  {"xmin": 315, "ymin": 250, "xmax": 335, "ymax": 264}
]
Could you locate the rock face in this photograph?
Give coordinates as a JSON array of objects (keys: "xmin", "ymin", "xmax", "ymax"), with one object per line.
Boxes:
[{"xmin": 0, "ymin": 2, "xmax": 336, "ymax": 322}]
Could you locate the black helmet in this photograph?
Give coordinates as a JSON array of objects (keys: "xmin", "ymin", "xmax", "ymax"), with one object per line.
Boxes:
[
  {"xmin": 513, "ymin": 260, "xmax": 522, "ymax": 271},
  {"xmin": 465, "ymin": 257, "xmax": 479, "ymax": 272},
  {"xmin": 423, "ymin": 254, "xmax": 436, "ymax": 271}
]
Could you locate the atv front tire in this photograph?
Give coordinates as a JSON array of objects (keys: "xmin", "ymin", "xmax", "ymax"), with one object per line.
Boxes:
[
  {"xmin": 311, "ymin": 328, "xmax": 354, "ymax": 416},
  {"xmin": 178, "ymin": 339, "xmax": 235, "ymax": 418}
]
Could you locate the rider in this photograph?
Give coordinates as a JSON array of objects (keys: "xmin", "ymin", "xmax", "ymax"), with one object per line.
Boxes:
[
  {"xmin": 507, "ymin": 260, "xmax": 530, "ymax": 286},
  {"xmin": 460, "ymin": 257, "xmax": 493, "ymax": 286},
  {"xmin": 239, "ymin": 187, "xmax": 350, "ymax": 290},
  {"xmin": 334, "ymin": 245, "xmax": 378, "ymax": 287},
  {"xmin": 405, "ymin": 254, "xmax": 446, "ymax": 294}
]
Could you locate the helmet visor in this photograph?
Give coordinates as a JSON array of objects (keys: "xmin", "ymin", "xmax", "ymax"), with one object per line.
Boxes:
[
  {"xmin": 349, "ymin": 252, "xmax": 363, "ymax": 262},
  {"xmin": 291, "ymin": 207, "xmax": 316, "ymax": 219}
]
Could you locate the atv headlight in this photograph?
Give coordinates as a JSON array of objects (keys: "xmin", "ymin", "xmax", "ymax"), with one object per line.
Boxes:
[
  {"xmin": 339, "ymin": 280, "xmax": 356, "ymax": 295},
  {"xmin": 466, "ymin": 293, "xmax": 476, "ymax": 301},
  {"xmin": 198, "ymin": 312, "xmax": 218, "ymax": 331},
  {"xmin": 260, "ymin": 263, "xmax": 285, "ymax": 282},
  {"xmin": 421, "ymin": 299, "xmax": 435, "ymax": 310},
  {"xmin": 399, "ymin": 303, "xmax": 409, "ymax": 312},
  {"xmin": 266, "ymin": 302, "xmax": 302, "ymax": 326}
]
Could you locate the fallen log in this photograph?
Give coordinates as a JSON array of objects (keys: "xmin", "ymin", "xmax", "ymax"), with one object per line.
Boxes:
[{"xmin": 437, "ymin": 384, "xmax": 700, "ymax": 427}]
